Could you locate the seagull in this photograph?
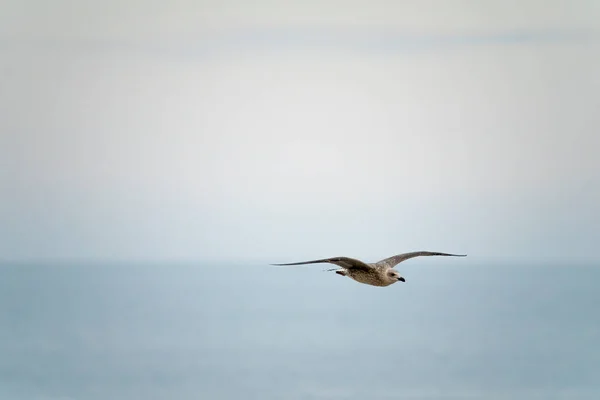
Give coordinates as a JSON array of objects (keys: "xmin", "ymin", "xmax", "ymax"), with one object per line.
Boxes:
[{"xmin": 272, "ymin": 251, "xmax": 466, "ymax": 287}]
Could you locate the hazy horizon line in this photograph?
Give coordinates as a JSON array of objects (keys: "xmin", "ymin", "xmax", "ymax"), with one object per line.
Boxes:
[
  {"xmin": 2, "ymin": 26, "xmax": 597, "ymax": 60},
  {"xmin": 1, "ymin": 255, "xmax": 597, "ymax": 267}
]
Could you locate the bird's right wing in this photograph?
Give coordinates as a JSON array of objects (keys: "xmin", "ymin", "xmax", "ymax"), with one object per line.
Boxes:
[{"xmin": 271, "ymin": 257, "xmax": 372, "ymax": 271}]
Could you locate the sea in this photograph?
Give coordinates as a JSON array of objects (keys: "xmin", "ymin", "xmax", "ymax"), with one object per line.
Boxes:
[{"xmin": 1, "ymin": 261, "xmax": 599, "ymax": 400}]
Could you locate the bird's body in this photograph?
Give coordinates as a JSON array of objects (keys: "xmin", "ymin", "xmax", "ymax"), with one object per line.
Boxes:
[
  {"xmin": 339, "ymin": 267, "xmax": 391, "ymax": 287},
  {"xmin": 272, "ymin": 251, "xmax": 466, "ymax": 287}
]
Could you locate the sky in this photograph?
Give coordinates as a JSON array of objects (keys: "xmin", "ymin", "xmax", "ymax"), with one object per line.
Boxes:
[{"xmin": 1, "ymin": 1, "xmax": 599, "ymax": 264}]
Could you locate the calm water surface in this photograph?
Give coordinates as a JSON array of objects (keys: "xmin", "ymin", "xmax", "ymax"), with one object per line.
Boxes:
[{"xmin": 1, "ymin": 262, "xmax": 599, "ymax": 399}]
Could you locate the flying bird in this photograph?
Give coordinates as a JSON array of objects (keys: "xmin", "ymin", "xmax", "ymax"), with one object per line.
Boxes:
[{"xmin": 272, "ymin": 251, "xmax": 466, "ymax": 287}]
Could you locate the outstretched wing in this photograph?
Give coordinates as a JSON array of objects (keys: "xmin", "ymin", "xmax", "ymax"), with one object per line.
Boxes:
[
  {"xmin": 374, "ymin": 251, "xmax": 466, "ymax": 269},
  {"xmin": 271, "ymin": 257, "xmax": 372, "ymax": 271}
]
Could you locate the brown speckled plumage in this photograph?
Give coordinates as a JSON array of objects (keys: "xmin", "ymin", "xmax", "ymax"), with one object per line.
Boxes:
[{"xmin": 272, "ymin": 251, "xmax": 466, "ymax": 287}]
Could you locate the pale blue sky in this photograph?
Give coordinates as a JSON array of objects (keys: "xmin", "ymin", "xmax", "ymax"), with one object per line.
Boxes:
[{"xmin": 1, "ymin": 1, "xmax": 599, "ymax": 263}]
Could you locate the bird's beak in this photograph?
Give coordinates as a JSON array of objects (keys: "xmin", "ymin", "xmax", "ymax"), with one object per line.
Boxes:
[{"xmin": 398, "ymin": 277, "xmax": 405, "ymax": 282}]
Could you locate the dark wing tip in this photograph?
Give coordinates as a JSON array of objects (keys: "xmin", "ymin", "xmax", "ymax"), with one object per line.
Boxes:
[
  {"xmin": 269, "ymin": 260, "xmax": 326, "ymax": 266},
  {"xmin": 267, "ymin": 257, "xmax": 340, "ymax": 267},
  {"xmin": 438, "ymin": 253, "xmax": 467, "ymax": 257}
]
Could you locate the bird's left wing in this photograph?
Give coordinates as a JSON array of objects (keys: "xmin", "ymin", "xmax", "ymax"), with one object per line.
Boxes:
[
  {"xmin": 271, "ymin": 257, "xmax": 372, "ymax": 271},
  {"xmin": 374, "ymin": 251, "xmax": 466, "ymax": 269}
]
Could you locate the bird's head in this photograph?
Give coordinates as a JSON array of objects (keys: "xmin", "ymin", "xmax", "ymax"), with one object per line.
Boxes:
[{"xmin": 386, "ymin": 269, "xmax": 406, "ymax": 285}]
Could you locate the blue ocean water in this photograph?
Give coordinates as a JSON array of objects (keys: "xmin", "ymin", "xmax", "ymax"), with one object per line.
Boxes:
[{"xmin": 1, "ymin": 262, "xmax": 599, "ymax": 400}]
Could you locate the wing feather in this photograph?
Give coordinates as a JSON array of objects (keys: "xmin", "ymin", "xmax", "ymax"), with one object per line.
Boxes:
[
  {"xmin": 374, "ymin": 251, "xmax": 466, "ymax": 268},
  {"xmin": 271, "ymin": 257, "xmax": 372, "ymax": 271}
]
